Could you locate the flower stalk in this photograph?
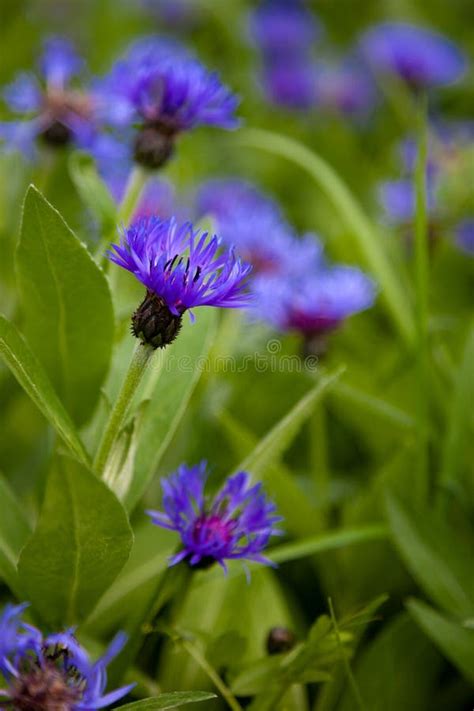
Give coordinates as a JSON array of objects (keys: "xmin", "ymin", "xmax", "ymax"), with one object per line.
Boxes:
[{"xmin": 93, "ymin": 342, "xmax": 154, "ymax": 477}]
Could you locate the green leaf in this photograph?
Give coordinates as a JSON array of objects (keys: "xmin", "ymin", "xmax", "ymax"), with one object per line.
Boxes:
[
  {"xmin": 407, "ymin": 598, "xmax": 474, "ymax": 685},
  {"xmin": 386, "ymin": 494, "xmax": 474, "ymax": 618},
  {"xmin": 269, "ymin": 525, "xmax": 389, "ymax": 565},
  {"xmin": 235, "ymin": 369, "xmax": 343, "ymax": 478},
  {"xmin": 238, "ymin": 129, "xmax": 416, "ymax": 345},
  {"xmin": 124, "ymin": 307, "xmax": 217, "ymax": 510},
  {"xmin": 0, "ymin": 474, "xmax": 32, "ymax": 596},
  {"xmin": 118, "ymin": 692, "xmax": 217, "ymax": 710},
  {"xmin": 69, "ymin": 152, "xmax": 117, "ymax": 231},
  {"xmin": 16, "ymin": 185, "xmax": 114, "ymax": 425},
  {"xmin": 337, "ymin": 612, "xmax": 441, "ymax": 711},
  {"xmin": 84, "ymin": 523, "xmax": 176, "ymax": 635},
  {"xmin": 440, "ymin": 323, "xmax": 474, "ymax": 486},
  {"xmin": 18, "ymin": 456, "xmax": 133, "ymax": 627},
  {"xmin": 0, "ymin": 315, "xmax": 90, "ymax": 465},
  {"xmin": 219, "ymin": 409, "xmax": 317, "ymax": 537}
]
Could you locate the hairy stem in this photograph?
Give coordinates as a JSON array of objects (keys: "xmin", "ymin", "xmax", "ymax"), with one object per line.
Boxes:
[{"xmin": 93, "ymin": 342, "xmax": 154, "ymax": 476}]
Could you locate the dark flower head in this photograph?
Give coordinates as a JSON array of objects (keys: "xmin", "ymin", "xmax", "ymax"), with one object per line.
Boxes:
[
  {"xmin": 360, "ymin": 22, "xmax": 466, "ymax": 90},
  {"xmin": 97, "ymin": 37, "xmax": 239, "ymax": 168},
  {"xmin": 314, "ymin": 61, "xmax": 376, "ymax": 117},
  {"xmin": 249, "ymin": 0, "xmax": 320, "ymax": 56},
  {"xmin": 0, "ymin": 37, "xmax": 94, "ymax": 156},
  {"xmin": 0, "ymin": 603, "xmax": 133, "ymax": 710},
  {"xmin": 454, "ymin": 218, "xmax": 474, "ymax": 256},
  {"xmin": 256, "ymin": 266, "xmax": 376, "ymax": 336},
  {"xmin": 108, "ymin": 216, "xmax": 252, "ymax": 347},
  {"xmin": 147, "ymin": 462, "xmax": 282, "ymax": 572}
]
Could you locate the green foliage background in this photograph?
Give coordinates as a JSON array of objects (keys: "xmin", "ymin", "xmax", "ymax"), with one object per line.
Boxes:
[{"xmin": 0, "ymin": 1, "xmax": 473, "ymax": 710}]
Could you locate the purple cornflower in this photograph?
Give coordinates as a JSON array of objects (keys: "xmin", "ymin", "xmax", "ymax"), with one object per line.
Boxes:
[
  {"xmin": 0, "ymin": 37, "xmax": 95, "ymax": 157},
  {"xmin": 196, "ymin": 178, "xmax": 274, "ymax": 222},
  {"xmin": 454, "ymin": 219, "xmax": 474, "ymax": 256},
  {"xmin": 142, "ymin": 0, "xmax": 200, "ymax": 30},
  {"xmin": 249, "ymin": 0, "xmax": 320, "ymax": 57},
  {"xmin": 314, "ymin": 60, "xmax": 376, "ymax": 117},
  {"xmin": 108, "ymin": 215, "xmax": 252, "ymax": 348},
  {"xmin": 197, "ymin": 178, "xmax": 323, "ymax": 276},
  {"xmin": 219, "ymin": 206, "xmax": 322, "ymax": 276},
  {"xmin": 0, "ymin": 603, "xmax": 133, "ymax": 710},
  {"xmin": 260, "ymin": 57, "xmax": 316, "ymax": 110},
  {"xmin": 378, "ymin": 178, "xmax": 438, "ymax": 225},
  {"xmin": 360, "ymin": 22, "xmax": 466, "ymax": 90},
  {"xmin": 97, "ymin": 37, "xmax": 239, "ymax": 169},
  {"xmin": 147, "ymin": 462, "xmax": 282, "ymax": 572},
  {"xmin": 255, "ymin": 266, "xmax": 376, "ymax": 336}
]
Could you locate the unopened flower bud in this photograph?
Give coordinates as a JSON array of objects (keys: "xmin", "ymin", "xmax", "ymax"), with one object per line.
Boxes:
[{"xmin": 266, "ymin": 626, "xmax": 296, "ymax": 655}]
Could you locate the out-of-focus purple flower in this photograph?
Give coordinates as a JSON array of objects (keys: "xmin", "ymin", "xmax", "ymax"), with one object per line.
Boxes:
[
  {"xmin": 196, "ymin": 178, "xmax": 274, "ymax": 222},
  {"xmin": 132, "ymin": 178, "xmax": 176, "ymax": 221},
  {"xmin": 0, "ymin": 603, "xmax": 133, "ymax": 710},
  {"xmin": 96, "ymin": 36, "xmax": 239, "ymax": 169},
  {"xmin": 108, "ymin": 216, "xmax": 252, "ymax": 347},
  {"xmin": 142, "ymin": 0, "xmax": 200, "ymax": 30},
  {"xmin": 256, "ymin": 266, "xmax": 376, "ymax": 336},
  {"xmin": 454, "ymin": 219, "xmax": 474, "ymax": 255},
  {"xmin": 378, "ymin": 178, "xmax": 438, "ymax": 225},
  {"xmin": 0, "ymin": 37, "xmax": 95, "ymax": 157},
  {"xmin": 360, "ymin": 22, "xmax": 467, "ymax": 90},
  {"xmin": 314, "ymin": 61, "xmax": 376, "ymax": 117},
  {"xmin": 147, "ymin": 461, "xmax": 282, "ymax": 572},
  {"xmin": 260, "ymin": 57, "xmax": 316, "ymax": 109},
  {"xmin": 197, "ymin": 178, "xmax": 323, "ymax": 276},
  {"xmin": 249, "ymin": 0, "xmax": 320, "ymax": 57}
]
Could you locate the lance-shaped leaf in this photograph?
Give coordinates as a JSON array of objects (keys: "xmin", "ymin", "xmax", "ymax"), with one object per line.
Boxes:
[
  {"xmin": 16, "ymin": 185, "xmax": 114, "ymax": 425},
  {"xmin": 0, "ymin": 315, "xmax": 89, "ymax": 465},
  {"xmin": 0, "ymin": 474, "xmax": 32, "ymax": 597},
  {"xmin": 118, "ymin": 692, "xmax": 217, "ymax": 710},
  {"xmin": 124, "ymin": 307, "xmax": 217, "ymax": 511},
  {"xmin": 18, "ymin": 456, "xmax": 133, "ymax": 627}
]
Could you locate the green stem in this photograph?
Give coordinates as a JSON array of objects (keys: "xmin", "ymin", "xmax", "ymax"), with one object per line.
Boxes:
[
  {"xmin": 414, "ymin": 94, "xmax": 430, "ymax": 501},
  {"xmin": 181, "ymin": 638, "xmax": 244, "ymax": 711},
  {"xmin": 108, "ymin": 562, "xmax": 190, "ymax": 688},
  {"xmin": 95, "ymin": 165, "xmax": 149, "ymax": 264},
  {"xmin": 93, "ymin": 342, "xmax": 154, "ymax": 476},
  {"xmin": 309, "ymin": 405, "xmax": 329, "ymax": 527},
  {"xmin": 328, "ymin": 599, "xmax": 366, "ymax": 711},
  {"xmin": 118, "ymin": 165, "xmax": 150, "ymax": 226}
]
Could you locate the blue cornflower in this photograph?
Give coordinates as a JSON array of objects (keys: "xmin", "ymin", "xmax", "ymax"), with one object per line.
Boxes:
[
  {"xmin": 360, "ymin": 22, "xmax": 466, "ymax": 90},
  {"xmin": 249, "ymin": 0, "xmax": 320, "ymax": 57},
  {"xmin": 108, "ymin": 215, "xmax": 252, "ymax": 347},
  {"xmin": 196, "ymin": 178, "xmax": 274, "ymax": 222},
  {"xmin": 255, "ymin": 266, "xmax": 376, "ymax": 337},
  {"xmin": 0, "ymin": 603, "xmax": 133, "ymax": 710},
  {"xmin": 147, "ymin": 462, "xmax": 282, "ymax": 572},
  {"xmin": 0, "ymin": 37, "xmax": 95, "ymax": 156},
  {"xmin": 96, "ymin": 37, "xmax": 239, "ymax": 169},
  {"xmin": 314, "ymin": 60, "xmax": 376, "ymax": 117},
  {"xmin": 260, "ymin": 57, "xmax": 316, "ymax": 110},
  {"xmin": 197, "ymin": 179, "xmax": 323, "ymax": 276},
  {"xmin": 378, "ymin": 178, "xmax": 438, "ymax": 225}
]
